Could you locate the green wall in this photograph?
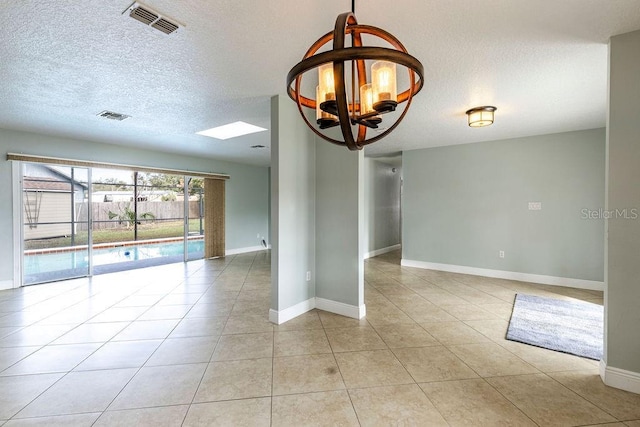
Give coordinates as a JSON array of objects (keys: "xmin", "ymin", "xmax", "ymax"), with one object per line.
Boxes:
[
  {"xmin": 364, "ymin": 158, "xmax": 401, "ymax": 255},
  {"xmin": 606, "ymin": 29, "xmax": 640, "ymax": 377},
  {"xmin": 270, "ymin": 94, "xmax": 365, "ymax": 318},
  {"xmin": 316, "ymin": 142, "xmax": 364, "ymax": 308},
  {"xmin": 269, "ymin": 95, "xmax": 316, "ymax": 312},
  {"xmin": 402, "ymin": 128, "xmax": 605, "ymax": 282}
]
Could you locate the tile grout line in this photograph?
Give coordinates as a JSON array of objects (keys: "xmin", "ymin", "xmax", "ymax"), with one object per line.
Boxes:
[
  {"xmin": 90, "ymin": 256, "xmax": 236, "ymax": 423},
  {"xmin": 1, "ymin": 275, "xmax": 160, "ymax": 421},
  {"xmin": 182, "ymin": 254, "xmax": 239, "ymax": 425}
]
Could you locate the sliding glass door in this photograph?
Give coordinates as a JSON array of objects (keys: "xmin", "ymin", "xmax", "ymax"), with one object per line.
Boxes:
[
  {"xmin": 91, "ymin": 169, "xmax": 203, "ymax": 273},
  {"xmin": 90, "ymin": 168, "xmax": 137, "ymax": 274},
  {"xmin": 22, "ymin": 164, "xmax": 90, "ymax": 285},
  {"xmin": 186, "ymin": 177, "xmax": 205, "ymax": 261},
  {"xmin": 21, "ymin": 163, "xmax": 207, "ymax": 285}
]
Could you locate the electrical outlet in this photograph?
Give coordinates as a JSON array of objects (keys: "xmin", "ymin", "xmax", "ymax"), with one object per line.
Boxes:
[
  {"xmin": 499, "ymin": 250, "xmax": 505, "ymax": 258},
  {"xmin": 306, "ymin": 271, "xmax": 311, "ymax": 281},
  {"xmin": 257, "ymin": 233, "xmax": 260, "ymax": 238}
]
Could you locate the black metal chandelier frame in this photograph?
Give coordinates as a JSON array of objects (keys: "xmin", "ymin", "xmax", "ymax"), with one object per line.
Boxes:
[{"xmin": 287, "ymin": 12, "xmax": 424, "ymax": 151}]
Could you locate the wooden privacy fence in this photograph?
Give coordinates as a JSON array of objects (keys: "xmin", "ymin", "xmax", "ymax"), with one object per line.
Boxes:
[{"xmin": 76, "ymin": 201, "xmax": 202, "ymax": 231}]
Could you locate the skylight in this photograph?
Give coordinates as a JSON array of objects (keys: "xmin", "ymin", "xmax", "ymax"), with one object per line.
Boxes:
[{"xmin": 197, "ymin": 121, "xmax": 268, "ymax": 140}]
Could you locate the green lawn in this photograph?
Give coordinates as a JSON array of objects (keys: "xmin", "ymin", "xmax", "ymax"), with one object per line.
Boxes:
[{"xmin": 25, "ymin": 219, "xmax": 204, "ymax": 250}]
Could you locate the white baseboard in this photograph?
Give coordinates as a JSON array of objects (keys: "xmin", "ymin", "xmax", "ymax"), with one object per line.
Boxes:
[
  {"xmin": 269, "ymin": 297, "xmax": 366, "ymax": 324},
  {"xmin": 400, "ymin": 259, "xmax": 604, "ymax": 291},
  {"xmin": 316, "ymin": 297, "xmax": 366, "ymax": 319},
  {"xmin": 365, "ymin": 244, "xmax": 401, "ymax": 259},
  {"xmin": 600, "ymin": 360, "xmax": 640, "ymax": 394},
  {"xmin": 225, "ymin": 246, "xmax": 267, "ymax": 256},
  {"xmin": 269, "ymin": 298, "xmax": 315, "ymax": 325},
  {"xmin": 0, "ymin": 280, "xmax": 14, "ymax": 291}
]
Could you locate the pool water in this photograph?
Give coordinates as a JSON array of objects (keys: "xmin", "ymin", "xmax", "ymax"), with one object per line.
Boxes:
[{"xmin": 24, "ymin": 240, "xmax": 204, "ymax": 283}]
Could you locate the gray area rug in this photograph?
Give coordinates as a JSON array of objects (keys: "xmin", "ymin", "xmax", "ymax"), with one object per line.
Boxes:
[{"xmin": 506, "ymin": 293, "xmax": 603, "ymax": 360}]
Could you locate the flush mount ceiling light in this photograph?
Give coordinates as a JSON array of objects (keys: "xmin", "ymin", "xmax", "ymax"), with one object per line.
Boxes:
[
  {"xmin": 466, "ymin": 106, "xmax": 497, "ymax": 127},
  {"xmin": 287, "ymin": 2, "xmax": 424, "ymax": 151},
  {"xmin": 197, "ymin": 121, "xmax": 268, "ymax": 140}
]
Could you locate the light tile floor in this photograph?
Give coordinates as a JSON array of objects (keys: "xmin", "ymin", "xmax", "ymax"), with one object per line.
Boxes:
[{"xmin": 0, "ymin": 250, "xmax": 639, "ymax": 426}]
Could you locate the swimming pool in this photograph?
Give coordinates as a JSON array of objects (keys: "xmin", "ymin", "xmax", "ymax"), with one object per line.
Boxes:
[{"xmin": 24, "ymin": 239, "xmax": 204, "ymax": 284}]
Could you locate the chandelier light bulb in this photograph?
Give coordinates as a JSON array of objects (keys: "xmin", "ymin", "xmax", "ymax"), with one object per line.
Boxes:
[
  {"xmin": 372, "ymin": 61, "xmax": 397, "ymax": 102},
  {"xmin": 360, "ymin": 83, "xmax": 375, "ymax": 115},
  {"xmin": 319, "ymin": 63, "xmax": 336, "ymax": 101}
]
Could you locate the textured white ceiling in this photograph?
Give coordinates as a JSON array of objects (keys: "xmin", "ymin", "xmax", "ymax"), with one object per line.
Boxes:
[{"xmin": 1, "ymin": 0, "xmax": 639, "ymax": 166}]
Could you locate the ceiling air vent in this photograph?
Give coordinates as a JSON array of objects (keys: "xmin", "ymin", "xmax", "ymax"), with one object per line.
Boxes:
[
  {"xmin": 124, "ymin": 2, "xmax": 180, "ymax": 35},
  {"xmin": 97, "ymin": 111, "xmax": 130, "ymax": 121},
  {"xmin": 130, "ymin": 6, "xmax": 158, "ymax": 26},
  {"xmin": 152, "ymin": 18, "xmax": 179, "ymax": 35}
]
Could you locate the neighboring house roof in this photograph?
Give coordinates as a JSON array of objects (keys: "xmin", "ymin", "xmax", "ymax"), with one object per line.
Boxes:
[
  {"xmin": 43, "ymin": 166, "xmax": 89, "ymax": 190},
  {"xmin": 23, "ymin": 177, "xmax": 85, "ymax": 192},
  {"xmin": 22, "ymin": 163, "xmax": 89, "ymax": 192}
]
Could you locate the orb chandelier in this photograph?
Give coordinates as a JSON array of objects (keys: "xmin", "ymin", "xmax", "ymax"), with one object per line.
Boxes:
[{"xmin": 286, "ymin": 7, "xmax": 424, "ymax": 151}]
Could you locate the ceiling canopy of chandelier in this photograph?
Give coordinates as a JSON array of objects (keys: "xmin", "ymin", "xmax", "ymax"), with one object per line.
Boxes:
[{"xmin": 287, "ymin": 9, "xmax": 424, "ymax": 151}]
